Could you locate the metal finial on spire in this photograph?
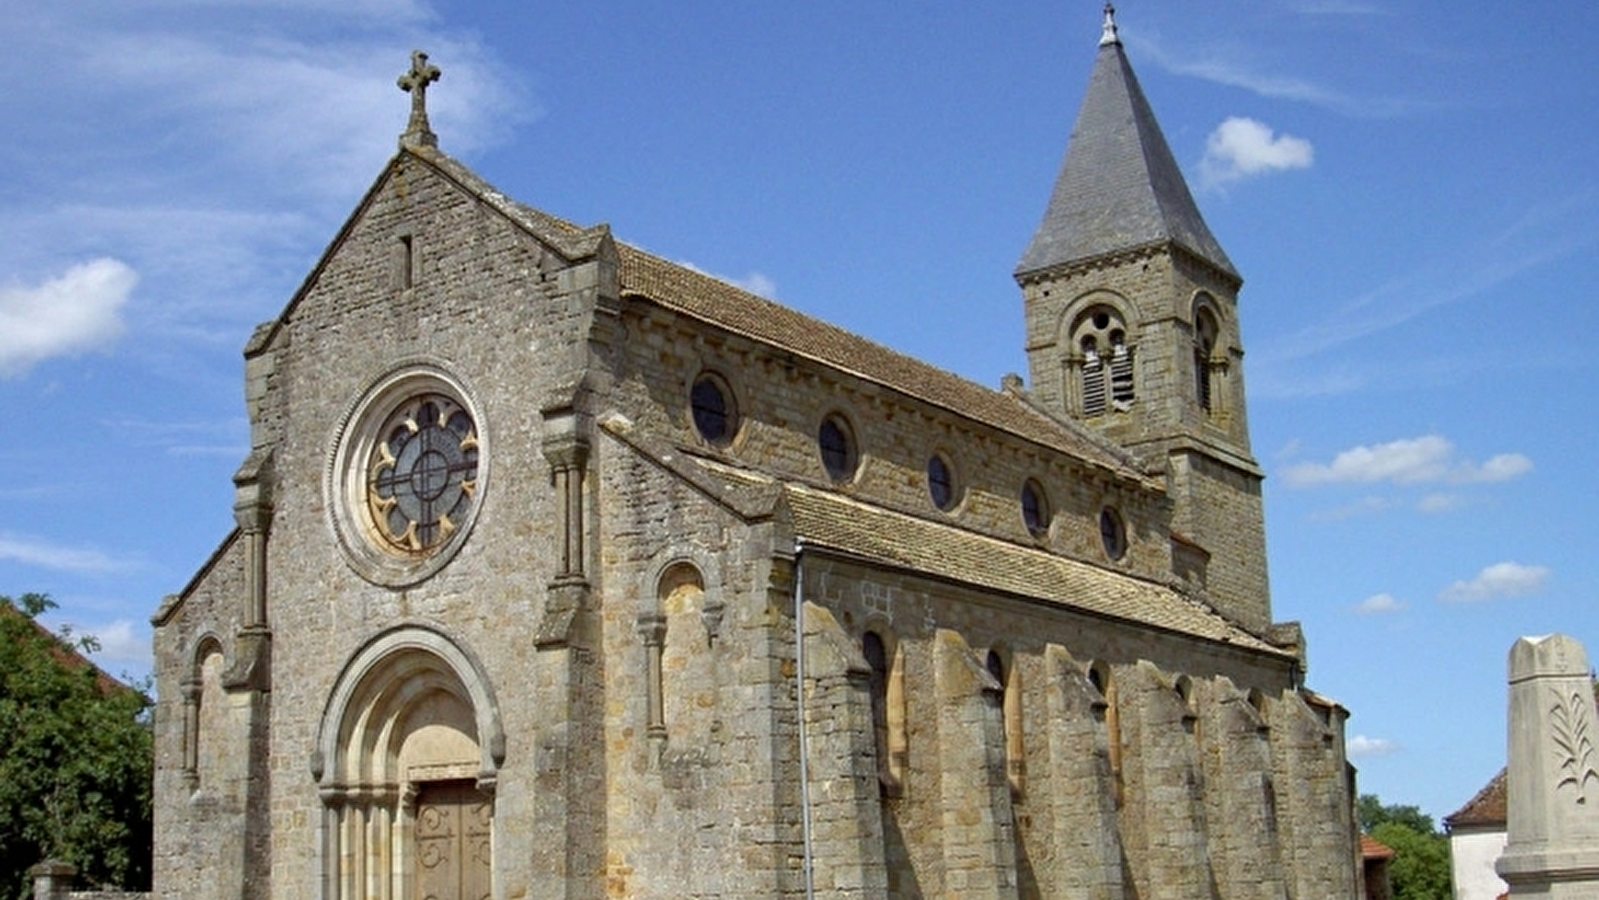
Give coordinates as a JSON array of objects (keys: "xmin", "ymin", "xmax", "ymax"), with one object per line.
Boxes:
[
  {"xmin": 397, "ymin": 50, "xmax": 442, "ymax": 149},
  {"xmin": 1100, "ymin": 3, "xmax": 1121, "ymax": 47}
]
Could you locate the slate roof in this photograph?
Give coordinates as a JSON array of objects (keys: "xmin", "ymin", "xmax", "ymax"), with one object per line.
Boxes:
[
  {"xmin": 1015, "ymin": 32, "xmax": 1238, "ymax": 281},
  {"xmin": 1445, "ymin": 768, "xmax": 1508, "ymax": 831}
]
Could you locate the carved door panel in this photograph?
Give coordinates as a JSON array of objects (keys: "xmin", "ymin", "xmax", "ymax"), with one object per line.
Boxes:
[{"xmin": 415, "ymin": 781, "xmax": 492, "ymax": 900}]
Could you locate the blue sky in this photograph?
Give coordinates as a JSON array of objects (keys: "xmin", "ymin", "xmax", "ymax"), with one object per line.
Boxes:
[{"xmin": 4, "ymin": 1, "xmax": 1596, "ymax": 823}]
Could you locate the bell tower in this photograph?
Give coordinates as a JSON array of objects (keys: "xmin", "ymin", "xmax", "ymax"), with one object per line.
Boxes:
[{"xmin": 1016, "ymin": 5, "xmax": 1270, "ymax": 634}]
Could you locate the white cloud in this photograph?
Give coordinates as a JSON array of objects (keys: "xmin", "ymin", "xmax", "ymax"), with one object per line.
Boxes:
[
  {"xmin": 0, "ymin": 259, "xmax": 135, "ymax": 377},
  {"xmin": 0, "ymin": 533, "xmax": 135, "ymax": 575},
  {"xmin": 1281, "ymin": 435, "xmax": 1532, "ymax": 488},
  {"xmin": 81, "ymin": 32, "xmax": 525, "ymax": 203},
  {"xmin": 1253, "ymin": 196, "xmax": 1599, "ymax": 371},
  {"xmin": 730, "ymin": 272, "xmax": 778, "ymax": 298},
  {"xmin": 1354, "ymin": 593, "xmax": 1405, "ymax": 615},
  {"xmin": 85, "ymin": 619, "xmax": 154, "ymax": 670},
  {"xmin": 678, "ymin": 261, "xmax": 778, "ymax": 299},
  {"xmin": 1199, "ymin": 117, "xmax": 1313, "ymax": 189},
  {"xmin": 1136, "ymin": 37, "xmax": 1421, "ymax": 120},
  {"xmin": 1347, "ymin": 735, "xmax": 1398, "ymax": 758},
  {"xmin": 1439, "ymin": 562, "xmax": 1550, "ymax": 603},
  {"xmin": 1416, "ymin": 493, "xmax": 1462, "ymax": 514}
]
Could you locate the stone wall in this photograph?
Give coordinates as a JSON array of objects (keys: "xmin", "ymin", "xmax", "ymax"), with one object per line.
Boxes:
[
  {"xmin": 609, "ymin": 296, "xmax": 1176, "ymax": 586},
  {"xmin": 150, "ymin": 147, "xmax": 1353, "ymax": 900}
]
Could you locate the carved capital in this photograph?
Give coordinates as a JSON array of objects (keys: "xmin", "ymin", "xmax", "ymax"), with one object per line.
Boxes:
[
  {"xmin": 635, "ymin": 611, "xmax": 668, "ymax": 647},
  {"xmin": 540, "ymin": 433, "xmax": 589, "ymax": 471}
]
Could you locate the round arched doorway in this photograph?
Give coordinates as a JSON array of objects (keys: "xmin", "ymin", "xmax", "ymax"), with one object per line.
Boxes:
[{"xmin": 314, "ymin": 625, "xmax": 503, "ymax": 900}]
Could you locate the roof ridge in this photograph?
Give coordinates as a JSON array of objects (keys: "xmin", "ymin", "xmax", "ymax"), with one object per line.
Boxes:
[{"xmin": 617, "ymin": 244, "xmax": 1152, "ymax": 482}]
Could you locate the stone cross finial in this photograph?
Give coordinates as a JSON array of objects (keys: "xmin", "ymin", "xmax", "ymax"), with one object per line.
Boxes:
[
  {"xmin": 397, "ymin": 50, "xmax": 442, "ymax": 148},
  {"xmin": 1100, "ymin": 3, "xmax": 1121, "ymax": 47}
]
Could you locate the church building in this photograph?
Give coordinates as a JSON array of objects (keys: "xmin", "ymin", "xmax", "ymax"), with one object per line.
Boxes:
[{"xmin": 151, "ymin": 9, "xmax": 1360, "ymax": 899}]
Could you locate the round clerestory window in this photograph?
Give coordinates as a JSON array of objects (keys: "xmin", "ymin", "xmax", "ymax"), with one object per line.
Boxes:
[
  {"xmin": 1099, "ymin": 506, "xmax": 1127, "ymax": 561},
  {"xmin": 817, "ymin": 413, "xmax": 859, "ymax": 483},
  {"xmin": 1020, "ymin": 479, "xmax": 1051, "ymax": 538},
  {"xmin": 690, "ymin": 371, "xmax": 738, "ymax": 447},
  {"xmin": 927, "ymin": 452, "xmax": 958, "ymax": 511}
]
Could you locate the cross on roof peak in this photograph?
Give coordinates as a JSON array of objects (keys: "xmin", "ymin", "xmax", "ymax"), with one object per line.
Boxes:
[
  {"xmin": 1100, "ymin": 3, "xmax": 1121, "ymax": 48},
  {"xmin": 398, "ymin": 50, "xmax": 442, "ymax": 149}
]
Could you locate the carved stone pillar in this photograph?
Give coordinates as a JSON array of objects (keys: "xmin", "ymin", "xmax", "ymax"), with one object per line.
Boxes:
[
  {"xmin": 226, "ymin": 449, "xmax": 273, "ymax": 692},
  {"xmin": 636, "ymin": 613, "xmax": 668, "ymax": 743},
  {"xmin": 538, "ymin": 416, "xmax": 591, "ymax": 647},
  {"xmin": 181, "ymin": 677, "xmax": 201, "ymax": 789},
  {"xmin": 1498, "ymin": 634, "xmax": 1599, "ymax": 898}
]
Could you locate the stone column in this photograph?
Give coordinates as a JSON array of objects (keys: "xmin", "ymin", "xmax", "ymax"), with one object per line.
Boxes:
[
  {"xmin": 1498, "ymin": 634, "xmax": 1599, "ymax": 898},
  {"xmin": 28, "ymin": 860, "xmax": 74, "ymax": 900}
]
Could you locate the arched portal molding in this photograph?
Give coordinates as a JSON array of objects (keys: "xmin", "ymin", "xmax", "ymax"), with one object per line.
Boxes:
[{"xmin": 312, "ymin": 621, "xmax": 505, "ymax": 788}]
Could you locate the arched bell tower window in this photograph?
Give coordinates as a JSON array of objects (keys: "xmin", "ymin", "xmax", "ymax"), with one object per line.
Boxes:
[
  {"xmin": 1072, "ymin": 306, "xmax": 1134, "ymax": 416},
  {"xmin": 1193, "ymin": 302, "xmax": 1221, "ymax": 414}
]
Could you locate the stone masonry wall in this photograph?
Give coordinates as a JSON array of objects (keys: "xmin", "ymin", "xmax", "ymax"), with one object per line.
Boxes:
[
  {"xmin": 151, "ymin": 536, "xmax": 249, "ymax": 900},
  {"xmin": 608, "ymin": 299, "xmax": 1176, "ymax": 588},
  {"xmin": 799, "ymin": 552, "xmax": 1326, "ymax": 899},
  {"xmin": 1020, "ymin": 247, "xmax": 1271, "ymax": 634}
]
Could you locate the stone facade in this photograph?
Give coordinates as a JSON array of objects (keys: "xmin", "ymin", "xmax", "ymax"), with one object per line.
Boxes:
[{"xmin": 151, "ymin": 16, "xmax": 1358, "ymax": 900}]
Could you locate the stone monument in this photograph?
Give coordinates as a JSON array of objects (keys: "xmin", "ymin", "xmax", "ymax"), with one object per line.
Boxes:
[{"xmin": 1498, "ymin": 634, "xmax": 1599, "ymax": 898}]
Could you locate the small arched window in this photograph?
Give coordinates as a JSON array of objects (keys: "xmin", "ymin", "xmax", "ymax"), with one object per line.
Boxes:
[
  {"xmin": 1193, "ymin": 305, "xmax": 1220, "ymax": 414},
  {"xmin": 863, "ymin": 631, "xmax": 905, "ymax": 795},
  {"xmin": 987, "ymin": 648, "xmax": 1026, "ymax": 798},
  {"xmin": 690, "ymin": 372, "xmax": 738, "ymax": 446},
  {"xmin": 1072, "ymin": 306, "xmax": 1134, "ymax": 416}
]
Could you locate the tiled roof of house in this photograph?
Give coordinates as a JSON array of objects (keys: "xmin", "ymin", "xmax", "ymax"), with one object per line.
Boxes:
[
  {"xmin": 783, "ymin": 482, "xmax": 1282, "ymax": 656},
  {"xmin": 1445, "ymin": 768, "xmax": 1508, "ymax": 830},
  {"xmin": 2, "ymin": 601, "xmax": 137, "ymax": 697},
  {"xmin": 1015, "ymin": 31, "xmax": 1237, "ymax": 282},
  {"xmin": 1361, "ymin": 834, "xmax": 1396, "ymax": 861}
]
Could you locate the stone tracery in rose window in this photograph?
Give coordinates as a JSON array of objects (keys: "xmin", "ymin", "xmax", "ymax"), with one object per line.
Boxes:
[{"xmin": 366, "ymin": 394, "xmax": 479, "ymax": 554}]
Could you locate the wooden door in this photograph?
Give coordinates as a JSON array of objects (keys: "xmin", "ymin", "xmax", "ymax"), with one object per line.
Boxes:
[{"xmin": 414, "ymin": 781, "xmax": 492, "ymax": 900}]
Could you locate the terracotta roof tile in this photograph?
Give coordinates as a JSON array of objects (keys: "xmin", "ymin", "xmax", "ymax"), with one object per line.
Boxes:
[
  {"xmin": 1445, "ymin": 768, "xmax": 1507, "ymax": 830},
  {"xmin": 1361, "ymin": 834, "xmax": 1396, "ymax": 860}
]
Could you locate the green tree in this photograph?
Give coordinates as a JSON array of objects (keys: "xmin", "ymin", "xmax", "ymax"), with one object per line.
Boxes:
[
  {"xmin": 1358, "ymin": 792, "xmax": 1437, "ymax": 835},
  {"xmin": 0, "ymin": 593, "xmax": 152, "ymax": 900},
  {"xmin": 1359, "ymin": 793, "xmax": 1451, "ymax": 900}
]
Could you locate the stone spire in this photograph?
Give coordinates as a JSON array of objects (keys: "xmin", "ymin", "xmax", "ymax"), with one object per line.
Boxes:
[
  {"xmin": 1016, "ymin": 10, "xmax": 1236, "ymax": 281},
  {"xmin": 398, "ymin": 50, "xmax": 442, "ymax": 149}
]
